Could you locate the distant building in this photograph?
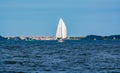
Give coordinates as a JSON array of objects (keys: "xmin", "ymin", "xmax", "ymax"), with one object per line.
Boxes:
[{"xmin": 20, "ymin": 36, "xmax": 26, "ymax": 40}]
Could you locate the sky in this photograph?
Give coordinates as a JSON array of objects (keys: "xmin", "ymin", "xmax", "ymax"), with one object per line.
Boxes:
[{"xmin": 0, "ymin": 0, "xmax": 120, "ymax": 36}]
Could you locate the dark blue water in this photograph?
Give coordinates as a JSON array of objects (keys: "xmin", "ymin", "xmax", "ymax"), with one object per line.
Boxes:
[{"xmin": 0, "ymin": 40, "xmax": 120, "ymax": 73}]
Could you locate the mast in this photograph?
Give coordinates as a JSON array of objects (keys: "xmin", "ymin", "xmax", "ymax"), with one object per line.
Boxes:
[{"xmin": 61, "ymin": 19, "xmax": 63, "ymax": 38}]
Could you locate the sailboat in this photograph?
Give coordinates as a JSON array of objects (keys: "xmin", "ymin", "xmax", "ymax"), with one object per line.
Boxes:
[{"xmin": 56, "ymin": 18, "xmax": 67, "ymax": 42}]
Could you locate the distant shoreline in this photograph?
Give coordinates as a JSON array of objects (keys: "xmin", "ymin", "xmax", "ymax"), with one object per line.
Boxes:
[{"xmin": 0, "ymin": 35, "xmax": 120, "ymax": 41}]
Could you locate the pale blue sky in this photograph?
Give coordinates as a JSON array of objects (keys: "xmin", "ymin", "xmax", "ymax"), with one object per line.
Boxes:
[{"xmin": 0, "ymin": 0, "xmax": 120, "ymax": 36}]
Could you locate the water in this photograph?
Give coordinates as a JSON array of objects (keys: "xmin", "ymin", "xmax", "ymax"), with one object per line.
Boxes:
[{"xmin": 0, "ymin": 40, "xmax": 120, "ymax": 73}]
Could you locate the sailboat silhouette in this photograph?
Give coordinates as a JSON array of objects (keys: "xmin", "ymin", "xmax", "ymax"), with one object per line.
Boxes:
[{"xmin": 56, "ymin": 18, "xmax": 67, "ymax": 42}]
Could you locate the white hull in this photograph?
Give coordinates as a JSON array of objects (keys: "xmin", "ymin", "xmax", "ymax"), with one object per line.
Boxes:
[{"xmin": 58, "ymin": 39, "xmax": 64, "ymax": 43}]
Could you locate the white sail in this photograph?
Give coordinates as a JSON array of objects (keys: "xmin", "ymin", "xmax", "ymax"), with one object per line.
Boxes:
[{"xmin": 56, "ymin": 18, "xmax": 67, "ymax": 39}]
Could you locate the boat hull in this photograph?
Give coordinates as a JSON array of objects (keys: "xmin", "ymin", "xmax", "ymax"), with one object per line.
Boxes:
[{"xmin": 58, "ymin": 39, "xmax": 64, "ymax": 43}]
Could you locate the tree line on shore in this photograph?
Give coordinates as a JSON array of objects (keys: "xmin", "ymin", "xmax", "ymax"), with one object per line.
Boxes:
[{"xmin": 69, "ymin": 35, "xmax": 120, "ymax": 40}]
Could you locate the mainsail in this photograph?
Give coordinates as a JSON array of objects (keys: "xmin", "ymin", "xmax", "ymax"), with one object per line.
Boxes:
[{"xmin": 56, "ymin": 18, "xmax": 67, "ymax": 39}]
